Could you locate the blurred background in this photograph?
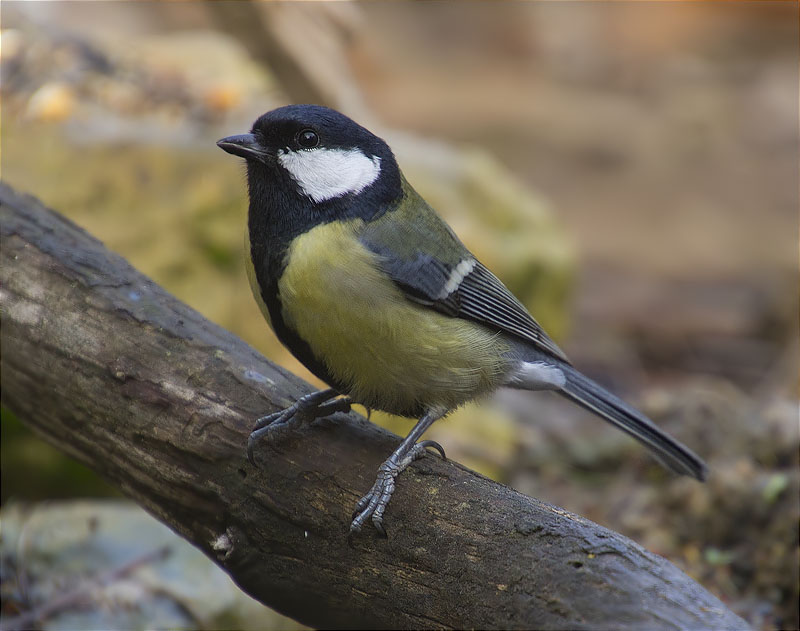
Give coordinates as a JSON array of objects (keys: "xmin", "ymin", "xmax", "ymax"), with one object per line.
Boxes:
[{"xmin": 1, "ymin": 2, "xmax": 797, "ymax": 630}]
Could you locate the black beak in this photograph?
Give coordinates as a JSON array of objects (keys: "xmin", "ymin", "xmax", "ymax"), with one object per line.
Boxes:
[{"xmin": 217, "ymin": 133, "xmax": 270, "ymax": 162}]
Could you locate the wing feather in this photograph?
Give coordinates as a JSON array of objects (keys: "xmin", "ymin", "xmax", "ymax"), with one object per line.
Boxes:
[
  {"xmin": 456, "ymin": 262, "xmax": 569, "ymax": 361},
  {"xmin": 359, "ymin": 179, "xmax": 569, "ymax": 362},
  {"xmin": 365, "ymin": 238, "xmax": 568, "ymax": 362}
]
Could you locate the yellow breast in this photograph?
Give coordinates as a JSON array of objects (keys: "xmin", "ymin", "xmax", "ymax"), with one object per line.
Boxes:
[{"xmin": 277, "ymin": 221, "xmax": 508, "ymax": 416}]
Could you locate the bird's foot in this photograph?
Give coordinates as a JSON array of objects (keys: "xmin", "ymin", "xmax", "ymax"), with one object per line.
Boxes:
[
  {"xmin": 247, "ymin": 389, "xmax": 350, "ymax": 465},
  {"xmin": 350, "ymin": 440, "xmax": 445, "ymax": 537}
]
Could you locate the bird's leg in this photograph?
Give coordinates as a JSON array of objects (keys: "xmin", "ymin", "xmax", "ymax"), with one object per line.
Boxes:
[
  {"xmin": 350, "ymin": 408, "xmax": 447, "ymax": 536},
  {"xmin": 247, "ymin": 388, "xmax": 350, "ymax": 465}
]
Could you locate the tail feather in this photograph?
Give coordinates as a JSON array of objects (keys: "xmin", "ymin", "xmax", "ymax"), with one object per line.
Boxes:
[{"xmin": 557, "ymin": 365, "xmax": 708, "ymax": 481}]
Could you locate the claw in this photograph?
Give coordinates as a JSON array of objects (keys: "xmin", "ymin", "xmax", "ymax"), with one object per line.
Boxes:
[
  {"xmin": 373, "ymin": 517, "xmax": 388, "ymax": 538},
  {"xmin": 247, "ymin": 435, "xmax": 258, "ymax": 466},
  {"xmin": 248, "ymin": 418, "xmax": 276, "ymax": 466},
  {"xmin": 316, "ymin": 398, "xmax": 351, "ymax": 417},
  {"xmin": 351, "ymin": 493, "xmax": 371, "ymax": 520},
  {"xmin": 246, "ymin": 388, "xmax": 344, "ymax": 465},
  {"xmin": 252, "ymin": 409, "xmax": 283, "ymax": 433},
  {"xmin": 418, "ymin": 439, "xmax": 446, "ymax": 461}
]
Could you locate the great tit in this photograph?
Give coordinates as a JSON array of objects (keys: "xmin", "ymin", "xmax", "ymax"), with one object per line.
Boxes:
[{"xmin": 217, "ymin": 104, "xmax": 708, "ymax": 535}]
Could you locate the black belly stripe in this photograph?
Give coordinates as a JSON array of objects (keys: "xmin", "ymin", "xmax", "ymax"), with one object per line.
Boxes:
[{"xmin": 258, "ymin": 275, "xmax": 348, "ymax": 394}]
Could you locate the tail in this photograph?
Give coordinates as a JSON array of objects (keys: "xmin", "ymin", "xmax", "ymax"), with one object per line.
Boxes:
[{"xmin": 557, "ymin": 364, "xmax": 708, "ymax": 481}]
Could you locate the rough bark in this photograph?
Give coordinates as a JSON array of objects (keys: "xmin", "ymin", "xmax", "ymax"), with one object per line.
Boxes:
[{"xmin": 0, "ymin": 182, "xmax": 748, "ymax": 630}]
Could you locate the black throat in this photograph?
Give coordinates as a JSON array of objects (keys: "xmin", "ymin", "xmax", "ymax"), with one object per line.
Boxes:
[{"xmin": 245, "ymin": 159, "xmax": 402, "ymax": 286}]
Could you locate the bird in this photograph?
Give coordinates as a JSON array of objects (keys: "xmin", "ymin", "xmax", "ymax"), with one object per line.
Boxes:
[{"xmin": 217, "ymin": 104, "xmax": 708, "ymax": 536}]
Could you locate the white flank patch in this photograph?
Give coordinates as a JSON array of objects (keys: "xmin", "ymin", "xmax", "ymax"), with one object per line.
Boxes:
[
  {"xmin": 504, "ymin": 361, "xmax": 566, "ymax": 391},
  {"xmin": 278, "ymin": 147, "xmax": 381, "ymax": 203},
  {"xmin": 438, "ymin": 258, "xmax": 476, "ymax": 298}
]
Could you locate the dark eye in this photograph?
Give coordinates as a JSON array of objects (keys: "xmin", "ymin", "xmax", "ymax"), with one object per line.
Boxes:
[{"xmin": 297, "ymin": 129, "xmax": 319, "ymax": 149}]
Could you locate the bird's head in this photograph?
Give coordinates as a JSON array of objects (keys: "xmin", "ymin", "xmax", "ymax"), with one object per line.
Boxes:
[{"xmin": 218, "ymin": 105, "xmax": 402, "ymax": 209}]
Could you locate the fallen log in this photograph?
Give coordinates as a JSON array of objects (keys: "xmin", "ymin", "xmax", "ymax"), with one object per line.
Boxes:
[{"xmin": 0, "ymin": 182, "xmax": 748, "ymax": 630}]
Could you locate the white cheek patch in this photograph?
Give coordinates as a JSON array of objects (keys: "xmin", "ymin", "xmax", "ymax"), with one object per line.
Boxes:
[{"xmin": 277, "ymin": 147, "xmax": 382, "ymax": 203}]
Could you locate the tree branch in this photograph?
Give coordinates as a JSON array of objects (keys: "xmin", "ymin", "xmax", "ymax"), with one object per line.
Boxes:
[{"xmin": 0, "ymin": 182, "xmax": 747, "ymax": 630}]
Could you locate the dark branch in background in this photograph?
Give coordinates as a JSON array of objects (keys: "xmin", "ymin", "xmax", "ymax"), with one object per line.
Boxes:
[
  {"xmin": 207, "ymin": 1, "xmax": 324, "ymax": 106},
  {"xmin": 205, "ymin": 2, "xmax": 376, "ymax": 124},
  {"xmin": 0, "ymin": 182, "xmax": 748, "ymax": 630}
]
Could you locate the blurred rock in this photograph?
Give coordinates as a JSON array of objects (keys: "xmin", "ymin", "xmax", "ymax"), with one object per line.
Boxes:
[{"xmin": 0, "ymin": 500, "xmax": 304, "ymax": 631}]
